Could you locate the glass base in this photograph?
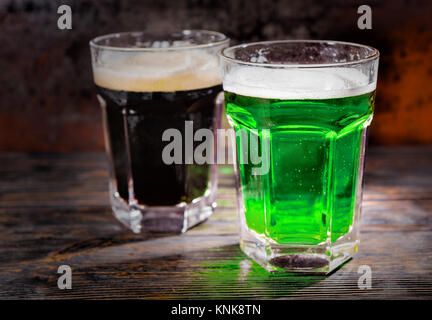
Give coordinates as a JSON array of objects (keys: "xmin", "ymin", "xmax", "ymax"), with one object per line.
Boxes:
[
  {"xmin": 240, "ymin": 228, "xmax": 358, "ymax": 274},
  {"xmin": 110, "ymin": 190, "xmax": 216, "ymax": 233}
]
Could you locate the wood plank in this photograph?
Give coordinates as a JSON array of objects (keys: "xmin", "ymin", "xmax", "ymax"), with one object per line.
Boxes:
[
  {"xmin": 0, "ymin": 147, "xmax": 431, "ymax": 299},
  {"xmin": 1, "ymin": 228, "xmax": 431, "ymax": 299}
]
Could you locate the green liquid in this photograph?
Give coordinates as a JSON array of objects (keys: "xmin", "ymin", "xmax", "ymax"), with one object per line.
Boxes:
[{"xmin": 225, "ymin": 91, "xmax": 375, "ymax": 245}]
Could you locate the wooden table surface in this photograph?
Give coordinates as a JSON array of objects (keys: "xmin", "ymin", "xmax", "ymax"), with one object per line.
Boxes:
[{"xmin": 0, "ymin": 146, "xmax": 431, "ymax": 299}]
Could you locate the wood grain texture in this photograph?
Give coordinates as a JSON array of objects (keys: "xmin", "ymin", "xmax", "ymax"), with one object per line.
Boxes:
[{"xmin": 0, "ymin": 146, "xmax": 431, "ymax": 299}]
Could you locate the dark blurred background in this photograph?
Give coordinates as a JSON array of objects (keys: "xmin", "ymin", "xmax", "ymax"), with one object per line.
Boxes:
[{"xmin": 0, "ymin": 0, "xmax": 431, "ymax": 152}]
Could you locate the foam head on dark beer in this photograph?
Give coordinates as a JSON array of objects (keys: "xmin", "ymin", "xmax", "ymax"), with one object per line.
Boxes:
[{"xmin": 93, "ymin": 50, "xmax": 222, "ymax": 92}]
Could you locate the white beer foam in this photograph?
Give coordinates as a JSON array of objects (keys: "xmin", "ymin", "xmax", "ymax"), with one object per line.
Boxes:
[
  {"xmin": 223, "ymin": 66, "xmax": 376, "ymax": 99},
  {"xmin": 93, "ymin": 50, "xmax": 221, "ymax": 92}
]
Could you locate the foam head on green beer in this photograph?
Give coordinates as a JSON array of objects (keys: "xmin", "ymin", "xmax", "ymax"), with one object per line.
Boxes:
[
  {"xmin": 224, "ymin": 66, "xmax": 376, "ymax": 245},
  {"xmin": 223, "ymin": 66, "xmax": 375, "ymax": 99}
]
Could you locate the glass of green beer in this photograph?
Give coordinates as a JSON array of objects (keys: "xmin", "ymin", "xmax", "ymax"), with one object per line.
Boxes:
[{"xmin": 220, "ymin": 40, "xmax": 379, "ymax": 273}]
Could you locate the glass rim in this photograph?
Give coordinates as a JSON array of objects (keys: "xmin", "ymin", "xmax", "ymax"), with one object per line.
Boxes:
[
  {"xmin": 220, "ymin": 39, "xmax": 380, "ymax": 68},
  {"xmin": 89, "ymin": 29, "xmax": 229, "ymax": 52}
]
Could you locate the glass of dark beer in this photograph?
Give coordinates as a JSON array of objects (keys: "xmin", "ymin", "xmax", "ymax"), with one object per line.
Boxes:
[{"xmin": 90, "ymin": 30, "xmax": 229, "ymax": 233}]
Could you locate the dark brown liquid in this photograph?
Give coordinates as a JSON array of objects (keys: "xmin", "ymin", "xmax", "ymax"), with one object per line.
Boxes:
[{"xmin": 98, "ymin": 85, "xmax": 221, "ymax": 206}]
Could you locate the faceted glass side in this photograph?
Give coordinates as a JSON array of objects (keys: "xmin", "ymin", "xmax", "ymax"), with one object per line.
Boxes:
[
  {"xmin": 99, "ymin": 93, "xmax": 223, "ymax": 234},
  {"xmin": 227, "ymin": 92, "xmax": 374, "ymax": 274}
]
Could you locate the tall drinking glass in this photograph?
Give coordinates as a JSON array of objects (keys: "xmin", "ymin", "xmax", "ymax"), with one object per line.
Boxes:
[
  {"xmin": 221, "ymin": 40, "xmax": 379, "ymax": 273},
  {"xmin": 90, "ymin": 30, "xmax": 229, "ymax": 233}
]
